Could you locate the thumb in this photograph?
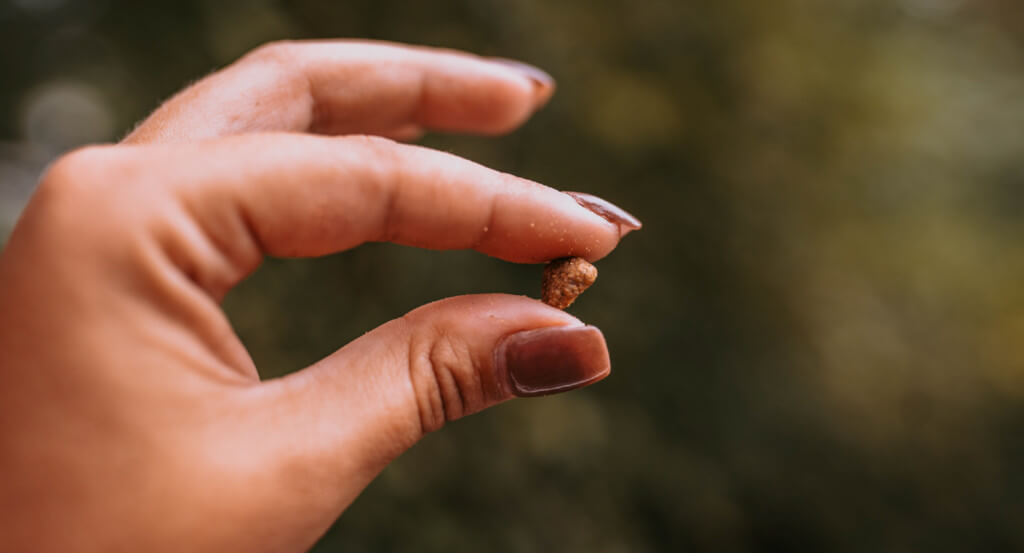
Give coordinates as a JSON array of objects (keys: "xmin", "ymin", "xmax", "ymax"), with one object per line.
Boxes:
[{"xmin": 249, "ymin": 293, "xmax": 610, "ymax": 502}]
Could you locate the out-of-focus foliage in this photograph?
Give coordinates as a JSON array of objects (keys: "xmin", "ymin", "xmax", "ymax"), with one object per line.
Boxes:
[{"xmin": 3, "ymin": 0, "xmax": 1024, "ymax": 551}]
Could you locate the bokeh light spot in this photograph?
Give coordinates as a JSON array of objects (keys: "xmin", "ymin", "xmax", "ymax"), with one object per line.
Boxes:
[{"xmin": 20, "ymin": 81, "xmax": 114, "ymax": 153}]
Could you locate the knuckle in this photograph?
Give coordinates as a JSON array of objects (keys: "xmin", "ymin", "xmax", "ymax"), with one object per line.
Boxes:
[
  {"xmin": 31, "ymin": 147, "xmax": 131, "ymax": 238},
  {"xmin": 37, "ymin": 146, "xmax": 111, "ymax": 200},
  {"xmin": 407, "ymin": 324, "xmax": 483, "ymax": 434},
  {"xmin": 428, "ymin": 333, "xmax": 471, "ymax": 419},
  {"xmin": 242, "ymin": 40, "xmax": 299, "ymax": 66},
  {"xmin": 342, "ymin": 133, "xmax": 403, "ymax": 184},
  {"xmin": 17, "ymin": 147, "xmax": 132, "ymax": 258}
]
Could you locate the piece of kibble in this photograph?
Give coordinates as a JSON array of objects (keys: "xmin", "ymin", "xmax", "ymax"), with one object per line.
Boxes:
[{"xmin": 541, "ymin": 257, "xmax": 598, "ymax": 309}]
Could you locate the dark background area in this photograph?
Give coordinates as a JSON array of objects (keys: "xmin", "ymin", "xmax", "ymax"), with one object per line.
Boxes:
[{"xmin": 4, "ymin": 0, "xmax": 1024, "ymax": 551}]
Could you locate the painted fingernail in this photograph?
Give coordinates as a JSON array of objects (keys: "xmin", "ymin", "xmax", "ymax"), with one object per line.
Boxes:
[
  {"xmin": 490, "ymin": 58, "xmax": 556, "ymax": 102},
  {"xmin": 565, "ymin": 191, "xmax": 643, "ymax": 237},
  {"xmin": 497, "ymin": 325, "xmax": 611, "ymax": 397}
]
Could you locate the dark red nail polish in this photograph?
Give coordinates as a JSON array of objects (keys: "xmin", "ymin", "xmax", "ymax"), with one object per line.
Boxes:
[
  {"xmin": 489, "ymin": 58, "xmax": 556, "ymax": 100},
  {"xmin": 565, "ymin": 192, "xmax": 643, "ymax": 237},
  {"xmin": 496, "ymin": 325, "xmax": 611, "ymax": 397}
]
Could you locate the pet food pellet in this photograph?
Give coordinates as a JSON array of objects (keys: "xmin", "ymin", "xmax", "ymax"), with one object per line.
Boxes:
[{"xmin": 541, "ymin": 257, "xmax": 597, "ymax": 309}]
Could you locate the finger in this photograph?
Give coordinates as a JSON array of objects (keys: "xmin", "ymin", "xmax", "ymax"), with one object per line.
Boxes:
[
  {"xmin": 66, "ymin": 134, "xmax": 639, "ymax": 298},
  {"xmin": 246, "ymin": 294, "xmax": 611, "ymax": 509},
  {"xmin": 123, "ymin": 40, "xmax": 555, "ymax": 145}
]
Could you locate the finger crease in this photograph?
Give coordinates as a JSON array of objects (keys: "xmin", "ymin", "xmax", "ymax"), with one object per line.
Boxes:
[
  {"xmin": 410, "ymin": 68, "xmax": 430, "ymax": 126},
  {"xmin": 431, "ymin": 333, "xmax": 466, "ymax": 421}
]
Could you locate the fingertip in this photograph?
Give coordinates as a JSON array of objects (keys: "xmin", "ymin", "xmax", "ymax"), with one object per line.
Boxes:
[
  {"xmin": 418, "ymin": 55, "xmax": 554, "ymax": 136},
  {"xmin": 487, "ymin": 58, "xmax": 557, "ymax": 108},
  {"xmin": 564, "ymin": 192, "xmax": 643, "ymax": 239}
]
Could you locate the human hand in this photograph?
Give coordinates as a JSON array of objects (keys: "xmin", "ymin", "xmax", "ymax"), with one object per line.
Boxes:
[{"xmin": 0, "ymin": 40, "xmax": 640, "ymax": 553}]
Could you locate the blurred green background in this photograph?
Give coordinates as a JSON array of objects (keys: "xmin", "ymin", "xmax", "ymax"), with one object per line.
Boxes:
[{"xmin": 4, "ymin": 0, "xmax": 1024, "ymax": 551}]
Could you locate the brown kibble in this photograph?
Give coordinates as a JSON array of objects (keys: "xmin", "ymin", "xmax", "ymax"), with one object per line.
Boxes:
[{"xmin": 541, "ymin": 257, "xmax": 598, "ymax": 309}]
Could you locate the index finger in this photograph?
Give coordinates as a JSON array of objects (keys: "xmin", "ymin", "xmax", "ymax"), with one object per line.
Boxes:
[{"xmin": 53, "ymin": 134, "xmax": 639, "ymax": 298}]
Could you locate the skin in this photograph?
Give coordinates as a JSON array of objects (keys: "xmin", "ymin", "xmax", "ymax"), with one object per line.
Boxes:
[{"xmin": 0, "ymin": 40, "xmax": 627, "ymax": 552}]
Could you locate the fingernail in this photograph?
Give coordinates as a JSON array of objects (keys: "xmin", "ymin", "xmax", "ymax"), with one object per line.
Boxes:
[
  {"xmin": 490, "ymin": 58, "xmax": 556, "ymax": 102},
  {"xmin": 565, "ymin": 191, "xmax": 643, "ymax": 238},
  {"xmin": 496, "ymin": 325, "xmax": 611, "ymax": 397}
]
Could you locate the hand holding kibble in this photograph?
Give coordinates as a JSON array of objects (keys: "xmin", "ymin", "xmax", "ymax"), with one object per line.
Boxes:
[{"xmin": 0, "ymin": 40, "xmax": 641, "ymax": 553}]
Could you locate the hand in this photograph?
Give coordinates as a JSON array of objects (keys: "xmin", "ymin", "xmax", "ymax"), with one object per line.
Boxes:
[{"xmin": 0, "ymin": 40, "xmax": 640, "ymax": 553}]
